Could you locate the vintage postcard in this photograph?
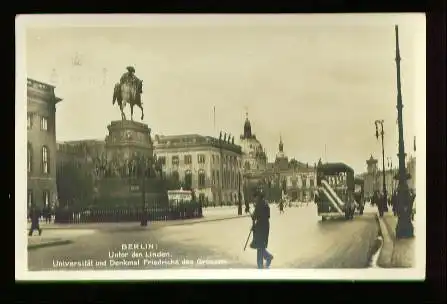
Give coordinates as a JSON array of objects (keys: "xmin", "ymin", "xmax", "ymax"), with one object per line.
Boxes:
[{"xmin": 15, "ymin": 14, "xmax": 426, "ymax": 281}]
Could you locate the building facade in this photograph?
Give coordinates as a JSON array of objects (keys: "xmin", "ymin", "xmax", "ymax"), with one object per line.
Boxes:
[
  {"xmin": 238, "ymin": 114, "xmax": 317, "ymax": 203},
  {"xmin": 239, "ymin": 113, "xmax": 268, "ymax": 172},
  {"xmin": 267, "ymin": 137, "xmax": 317, "ymax": 202},
  {"xmin": 154, "ymin": 134, "xmax": 244, "ymax": 206},
  {"xmin": 27, "ymin": 78, "xmax": 62, "ymax": 209},
  {"xmin": 362, "ymin": 154, "xmax": 416, "ymax": 199}
]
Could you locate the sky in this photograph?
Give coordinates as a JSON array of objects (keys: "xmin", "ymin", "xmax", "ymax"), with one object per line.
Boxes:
[{"xmin": 24, "ymin": 14, "xmax": 425, "ymax": 174}]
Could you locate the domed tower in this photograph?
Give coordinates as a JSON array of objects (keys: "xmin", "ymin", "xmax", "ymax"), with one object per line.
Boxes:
[
  {"xmin": 275, "ymin": 134, "xmax": 288, "ymax": 170},
  {"xmin": 239, "ymin": 112, "xmax": 267, "ymax": 172},
  {"xmin": 242, "ymin": 112, "xmax": 253, "ymax": 139}
]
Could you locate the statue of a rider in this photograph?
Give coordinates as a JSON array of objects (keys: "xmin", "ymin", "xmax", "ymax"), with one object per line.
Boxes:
[
  {"xmin": 121, "ymin": 66, "xmax": 137, "ymax": 85},
  {"xmin": 113, "ymin": 66, "xmax": 145, "ymax": 121}
]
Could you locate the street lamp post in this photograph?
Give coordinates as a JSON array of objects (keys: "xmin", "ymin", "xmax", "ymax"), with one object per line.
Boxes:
[
  {"xmin": 394, "ymin": 25, "xmax": 414, "ymax": 238},
  {"xmin": 132, "ymin": 154, "xmax": 151, "ymax": 227},
  {"xmin": 375, "ymin": 119, "xmax": 388, "ymax": 215},
  {"xmin": 218, "ymin": 132, "xmax": 224, "ymax": 207},
  {"xmin": 238, "ymin": 172, "xmax": 242, "ymax": 215}
]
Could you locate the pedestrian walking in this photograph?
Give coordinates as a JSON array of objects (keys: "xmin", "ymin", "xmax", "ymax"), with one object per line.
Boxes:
[
  {"xmin": 28, "ymin": 206, "xmax": 42, "ymax": 236},
  {"xmin": 391, "ymin": 191, "xmax": 398, "ymax": 216},
  {"xmin": 250, "ymin": 188, "xmax": 274, "ymax": 269},
  {"xmin": 279, "ymin": 200, "xmax": 284, "ymax": 214}
]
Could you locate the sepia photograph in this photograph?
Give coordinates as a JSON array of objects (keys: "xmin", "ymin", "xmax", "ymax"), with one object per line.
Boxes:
[{"xmin": 15, "ymin": 14, "xmax": 425, "ymax": 280}]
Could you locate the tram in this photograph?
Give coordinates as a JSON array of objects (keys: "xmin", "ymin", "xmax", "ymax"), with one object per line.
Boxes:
[{"xmin": 315, "ymin": 162, "xmax": 360, "ymax": 221}]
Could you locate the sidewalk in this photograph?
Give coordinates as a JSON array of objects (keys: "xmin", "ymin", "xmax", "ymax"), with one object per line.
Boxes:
[
  {"xmin": 26, "ymin": 207, "xmax": 250, "ymax": 231},
  {"xmin": 27, "ymin": 229, "xmax": 96, "ymax": 250},
  {"xmin": 27, "ymin": 236, "xmax": 73, "ymax": 250},
  {"xmin": 376, "ymin": 212, "xmax": 416, "ymax": 268}
]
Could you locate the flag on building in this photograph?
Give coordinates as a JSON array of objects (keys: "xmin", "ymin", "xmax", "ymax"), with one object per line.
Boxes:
[{"xmin": 413, "ymin": 136, "xmax": 416, "ymax": 152}]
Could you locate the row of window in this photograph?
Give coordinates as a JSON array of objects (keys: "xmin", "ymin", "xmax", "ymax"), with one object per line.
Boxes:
[
  {"xmin": 158, "ymin": 154, "xmax": 240, "ymax": 167},
  {"xmin": 171, "ymin": 170, "xmax": 206, "ymax": 188},
  {"xmin": 170, "ymin": 169, "xmax": 240, "ymax": 190},
  {"xmin": 211, "ymin": 169, "xmax": 240, "ymax": 189},
  {"xmin": 28, "ymin": 113, "xmax": 49, "ymax": 131},
  {"xmin": 27, "ymin": 189, "xmax": 50, "ymax": 207},
  {"xmin": 27, "ymin": 143, "xmax": 50, "ymax": 174}
]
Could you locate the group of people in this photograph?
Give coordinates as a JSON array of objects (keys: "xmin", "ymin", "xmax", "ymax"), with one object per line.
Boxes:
[
  {"xmin": 27, "ymin": 205, "xmax": 54, "ymax": 236},
  {"xmin": 369, "ymin": 189, "xmax": 416, "ymax": 217}
]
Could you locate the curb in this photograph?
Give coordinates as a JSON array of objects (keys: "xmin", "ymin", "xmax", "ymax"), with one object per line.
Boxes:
[
  {"xmin": 168, "ymin": 214, "xmax": 250, "ymax": 227},
  {"xmin": 28, "ymin": 239, "xmax": 73, "ymax": 250},
  {"xmin": 103, "ymin": 214, "xmax": 251, "ymax": 231},
  {"xmin": 29, "ymin": 214, "xmax": 251, "ymax": 231},
  {"xmin": 375, "ymin": 214, "xmax": 394, "ymax": 268}
]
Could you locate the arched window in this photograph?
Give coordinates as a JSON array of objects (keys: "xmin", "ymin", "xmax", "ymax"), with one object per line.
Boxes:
[
  {"xmin": 198, "ymin": 170, "xmax": 206, "ymax": 188},
  {"xmin": 27, "ymin": 142, "xmax": 32, "ymax": 173},
  {"xmin": 184, "ymin": 170, "xmax": 192, "ymax": 190},
  {"xmin": 42, "ymin": 146, "xmax": 49, "ymax": 174}
]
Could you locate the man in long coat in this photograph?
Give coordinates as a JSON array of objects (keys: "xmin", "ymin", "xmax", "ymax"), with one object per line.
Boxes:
[
  {"xmin": 28, "ymin": 206, "xmax": 42, "ymax": 236},
  {"xmin": 250, "ymin": 188, "xmax": 273, "ymax": 269}
]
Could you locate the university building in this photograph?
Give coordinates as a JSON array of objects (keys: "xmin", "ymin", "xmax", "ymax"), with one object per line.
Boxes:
[
  {"xmin": 154, "ymin": 134, "xmax": 244, "ymax": 206},
  {"xmin": 27, "ymin": 78, "xmax": 62, "ymax": 209}
]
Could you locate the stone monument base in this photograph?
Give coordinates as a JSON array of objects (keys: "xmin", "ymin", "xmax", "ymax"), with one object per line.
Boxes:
[{"xmin": 105, "ymin": 120, "xmax": 153, "ymax": 161}]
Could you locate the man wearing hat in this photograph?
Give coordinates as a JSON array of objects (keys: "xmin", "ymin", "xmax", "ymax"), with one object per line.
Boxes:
[
  {"xmin": 120, "ymin": 66, "xmax": 136, "ymax": 85},
  {"xmin": 250, "ymin": 184, "xmax": 274, "ymax": 269}
]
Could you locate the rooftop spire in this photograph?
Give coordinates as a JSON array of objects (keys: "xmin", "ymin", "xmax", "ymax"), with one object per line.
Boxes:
[
  {"xmin": 279, "ymin": 134, "xmax": 284, "ymax": 152},
  {"xmin": 242, "ymin": 111, "xmax": 252, "ymax": 138}
]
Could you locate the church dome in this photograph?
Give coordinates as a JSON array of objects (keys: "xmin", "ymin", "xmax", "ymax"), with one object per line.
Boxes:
[{"xmin": 243, "ymin": 116, "xmax": 252, "ymax": 138}]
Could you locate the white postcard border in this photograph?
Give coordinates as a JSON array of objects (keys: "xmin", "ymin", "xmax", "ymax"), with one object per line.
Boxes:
[{"xmin": 15, "ymin": 13, "xmax": 426, "ymax": 281}]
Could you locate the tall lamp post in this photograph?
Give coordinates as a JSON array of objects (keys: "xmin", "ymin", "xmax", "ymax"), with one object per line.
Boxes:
[
  {"xmin": 237, "ymin": 172, "xmax": 242, "ymax": 215},
  {"xmin": 132, "ymin": 154, "xmax": 151, "ymax": 227},
  {"xmin": 375, "ymin": 119, "xmax": 388, "ymax": 215},
  {"xmin": 394, "ymin": 25, "xmax": 414, "ymax": 238},
  {"xmin": 217, "ymin": 132, "xmax": 224, "ymax": 206}
]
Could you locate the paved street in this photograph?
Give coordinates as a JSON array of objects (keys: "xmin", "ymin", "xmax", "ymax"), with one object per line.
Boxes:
[{"xmin": 28, "ymin": 204, "xmax": 379, "ymax": 270}]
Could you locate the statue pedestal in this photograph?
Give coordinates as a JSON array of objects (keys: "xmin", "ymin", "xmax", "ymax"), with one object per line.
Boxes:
[
  {"xmin": 105, "ymin": 120, "xmax": 153, "ymax": 161},
  {"xmin": 96, "ymin": 120, "xmax": 167, "ymax": 208}
]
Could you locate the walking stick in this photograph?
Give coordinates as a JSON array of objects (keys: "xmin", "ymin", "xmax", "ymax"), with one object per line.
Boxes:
[
  {"xmin": 243, "ymin": 210, "xmax": 254, "ymax": 251},
  {"xmin": 243, "ymin": 229, "xmax": 253, "ymax": 251}
]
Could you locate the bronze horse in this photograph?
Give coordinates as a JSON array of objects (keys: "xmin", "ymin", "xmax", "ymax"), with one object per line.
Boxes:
[{"xmin": 112, "ymin": 78, "xmax": 144, "ymax": 121}]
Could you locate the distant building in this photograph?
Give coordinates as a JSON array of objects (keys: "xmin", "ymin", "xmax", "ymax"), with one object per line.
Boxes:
[
  {"xmin": 363, "ymin": 155, "xmax": 379, "ymax": 197},
  {"xmin": 27, "ymin": 78, "xmax": 62, "ymax": 209},
  {"xmin": 362, "ymin": 154, "xmax": 416, "ymax": 198},
  {"xmin": 266, "ymin": 137, "xmax": 316, "ymax": 202},
  {"xmin": 239, "ymin": 115, "xmax": 316, "ymax": 202},
  {"xmin": 239, "ymin": 113, "xmax": 268, "ymax": 172},
  {"xmin": 154, "ymin": 134, "xmax": 244, "ymax": 206}
]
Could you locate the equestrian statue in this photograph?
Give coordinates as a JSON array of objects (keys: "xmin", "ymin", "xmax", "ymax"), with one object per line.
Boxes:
[{"xmin": 112, "ymin": 66, "xmax": 144, "ymax": 121}]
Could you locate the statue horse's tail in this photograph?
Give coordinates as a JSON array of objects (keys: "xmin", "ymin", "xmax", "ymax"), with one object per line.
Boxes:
[{"xmin": 113, "ymin": 83, "xmax": 121, "ymax": 106}]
